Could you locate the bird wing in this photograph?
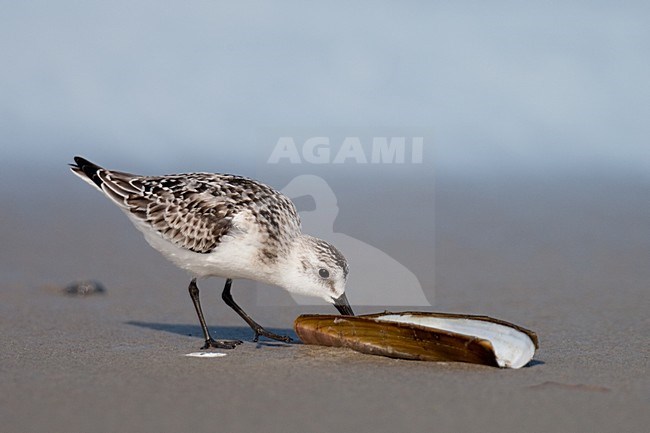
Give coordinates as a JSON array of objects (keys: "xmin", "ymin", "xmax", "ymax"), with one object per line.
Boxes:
[
  {"xmin": 70, "ymin": 156, "xmax": 301, "ymax": 254},
  {"xmin": 108, "ymin": 172, "xmax": 236, "ymax": 253}
]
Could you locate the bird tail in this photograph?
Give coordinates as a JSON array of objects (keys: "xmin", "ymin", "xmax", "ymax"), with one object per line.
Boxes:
[
  {"xmin": 69, "ymin": 156, "xmax": 106, "ymax": 190},
  {"xmin": 69, "ymin": 156, "xmax": 144, "ymax": 209}
]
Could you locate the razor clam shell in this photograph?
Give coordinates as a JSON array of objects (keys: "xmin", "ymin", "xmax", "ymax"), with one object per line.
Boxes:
[{"xmin": 294, "ymin": 312, "xmax": 538, "ymax": 368}]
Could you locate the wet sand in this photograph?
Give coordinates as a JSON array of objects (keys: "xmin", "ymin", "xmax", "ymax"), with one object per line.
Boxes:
[{"xmin": 1, "ymin": 170, "xmax": 648, "ymax": 433}]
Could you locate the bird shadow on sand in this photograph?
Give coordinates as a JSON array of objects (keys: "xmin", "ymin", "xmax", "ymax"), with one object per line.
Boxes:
[{"xmin": 126, "ymin": 321, "xmax": 300, "ymax": 347}]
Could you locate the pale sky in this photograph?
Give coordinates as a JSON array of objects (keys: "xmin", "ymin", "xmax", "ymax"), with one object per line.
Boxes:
[{"xmin": 1, "ymin": 1, "xmax": 648, "ymax": 175}]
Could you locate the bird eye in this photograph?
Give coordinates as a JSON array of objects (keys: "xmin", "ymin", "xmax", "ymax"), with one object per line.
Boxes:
[{"xmin": 318, "ymin": 268, "xmax": 330, "ymax": 279}]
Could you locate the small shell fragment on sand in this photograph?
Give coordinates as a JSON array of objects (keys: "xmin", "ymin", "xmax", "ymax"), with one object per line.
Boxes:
[
  {"xmin": 184, "ymin": 352, "xmax": 227, "ymax": 358},
  {"xmin": 294, "ymin": 311, "xmax": 539, "ymax": 369}
]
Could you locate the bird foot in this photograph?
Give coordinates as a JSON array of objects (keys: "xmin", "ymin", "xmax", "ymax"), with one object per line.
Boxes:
[
  {"xmin": 252, "ymin": 328, "xmax": 293, "ymax": 343},
  {"xmin": 201, "ymin": 337, "xmax": 243, "ymax": 350}
]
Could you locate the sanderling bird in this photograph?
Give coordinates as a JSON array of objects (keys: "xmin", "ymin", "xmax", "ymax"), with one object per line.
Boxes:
[{"xmin": 70, "ymin": 156, "xmax": 354, "ymax": 349}]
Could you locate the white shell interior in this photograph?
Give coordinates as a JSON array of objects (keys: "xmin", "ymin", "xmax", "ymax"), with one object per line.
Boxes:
[{"xmin": 374, "ymin": 314, "xmax": 536, "ymax": 369}]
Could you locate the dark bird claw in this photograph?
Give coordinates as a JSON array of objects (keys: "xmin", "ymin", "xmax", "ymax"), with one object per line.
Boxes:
[
  {"xmin": 253, "ymin": 328, "xmax": 293, "ymax": 343},
  {"xmin": 201, "ymin": 338, "xmax": 243, "ymax": 350}
]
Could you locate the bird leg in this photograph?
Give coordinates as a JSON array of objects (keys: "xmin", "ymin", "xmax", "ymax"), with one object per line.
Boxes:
[
  {"xmin": 188, "ymin": 278, "xmax": 242, "ymax": 349},
  {"xmin": 221, "ymin": 279, "xmax": 293, "ymax": 343}
]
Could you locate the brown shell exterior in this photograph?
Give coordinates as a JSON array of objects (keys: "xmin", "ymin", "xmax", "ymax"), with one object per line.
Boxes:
[{"xmin": 294, "ymin": 311, "xmax": 538, "ymax": 366}]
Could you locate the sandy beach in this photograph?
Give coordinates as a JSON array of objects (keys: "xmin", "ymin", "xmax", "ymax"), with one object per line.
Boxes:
[{"xmin": 1, "ymin": 169, "xmax": 648, "ymax": 433}]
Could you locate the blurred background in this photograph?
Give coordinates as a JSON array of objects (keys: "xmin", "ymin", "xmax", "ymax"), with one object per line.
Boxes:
[
  {"xmin": 1, "ymin": 1, "xmax": 648, "ymax": 172},
  {"xmin": 1, "ymin": 0, "xmax": 648, "ymax": 303}
]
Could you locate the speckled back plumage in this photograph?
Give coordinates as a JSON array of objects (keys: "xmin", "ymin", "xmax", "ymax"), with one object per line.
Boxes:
[{"xmin": 71, "ymin": 157, "xmax": 301, "ymax": 255}]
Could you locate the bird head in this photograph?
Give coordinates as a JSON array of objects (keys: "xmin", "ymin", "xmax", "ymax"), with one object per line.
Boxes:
[{"xmin": 279, "ymin": 235, "xmax": 354, "ymax": 315}]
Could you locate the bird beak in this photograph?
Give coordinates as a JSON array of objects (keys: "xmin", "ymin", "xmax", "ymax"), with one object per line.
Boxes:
[{"xmin": 333, "ymin": 292, "xmax": 354, "ymax": 316}]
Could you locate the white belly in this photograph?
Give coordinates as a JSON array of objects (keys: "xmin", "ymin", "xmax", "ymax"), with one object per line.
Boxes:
[{"xmin": 128, "ymin": 212, "xmax": 277, "ymax": 282}]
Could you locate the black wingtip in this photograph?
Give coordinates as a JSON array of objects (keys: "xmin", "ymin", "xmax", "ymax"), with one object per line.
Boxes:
[
  {"xmin": 70, "ymin": 156, "xmax": 104, "ymax": 188},
  {"xmin": 71, "ymin": 156, "xmax": 96, "ymax": 169}
]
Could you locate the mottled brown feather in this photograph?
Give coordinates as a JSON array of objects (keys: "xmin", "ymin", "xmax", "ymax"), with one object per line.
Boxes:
[{"xmin": 97, "ymin": 171, "xmax": 300, "ymax": 255}]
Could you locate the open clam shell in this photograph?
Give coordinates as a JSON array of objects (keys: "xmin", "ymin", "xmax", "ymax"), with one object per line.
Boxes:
[{"xmin": 294, "ymin": 312, "xmax": 539, "ymax": 369}]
